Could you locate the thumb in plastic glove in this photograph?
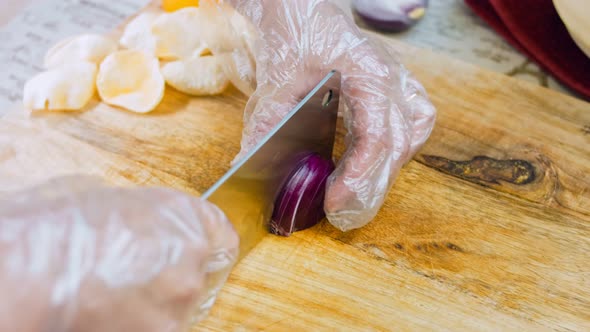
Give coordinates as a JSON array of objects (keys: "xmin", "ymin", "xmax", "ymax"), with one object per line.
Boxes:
[
  {"xmin": 224, "ymin": 0, "xmax": 437, "ymax": 231},
  {"xmin": 0, "ymin": 176, "xmax": 238, "ymax": 332}
]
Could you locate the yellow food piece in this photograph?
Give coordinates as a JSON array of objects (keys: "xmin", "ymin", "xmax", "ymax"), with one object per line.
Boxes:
[
  {"xmin": 152, "ymin": 8, "xmax": 208, "ymax": 60},
  {"xmin": 162, "ymin": 0, "xmax": 221, "ymax": 12},
  {"xmin": 119, "ymin": 13, "xmax": 160, "ymax": 55},
  {"xmin": 162, "ymin": 0, "xmax": 199, "ymax": 12},
  {"xmin": 154, "ymin": 3, "xmax": 252, "ymax": 60},
  {"xmin": 161, "ymin": 55, "xmax": 230, "ymax": 96},
  {"xmin": 44, "ymin": 34, "xmax": 117, "ymax": 69},
  {"xmin": 97, "ymin": 50, "xmax": 165, "ymax": 113},
  {"xmin": 23, "ymin": 62, "xmax": 97, "ymax": 111}
]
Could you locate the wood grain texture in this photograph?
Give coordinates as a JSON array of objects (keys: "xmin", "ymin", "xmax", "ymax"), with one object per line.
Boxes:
[{"xmin": 1, "ymin": 18, "xmax": 590, "ymax": 332}]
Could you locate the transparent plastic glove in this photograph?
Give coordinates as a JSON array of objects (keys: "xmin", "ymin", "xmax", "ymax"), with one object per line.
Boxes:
[
  {"xmin": 222, "ymin": 0, "xmax": 437, "ymax": 231},
  {"xmin": 0, "ymin": 176, "xmax": 239, "ymax": 332}
]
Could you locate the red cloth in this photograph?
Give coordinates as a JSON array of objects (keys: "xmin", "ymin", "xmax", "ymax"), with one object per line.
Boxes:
[{"xmin": 465, "ymin": 0, "xmax": 590, "ymax": 99}]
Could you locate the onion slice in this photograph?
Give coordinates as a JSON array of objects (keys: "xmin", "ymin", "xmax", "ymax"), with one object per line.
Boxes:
[{"xmin": 270, "ymin": 153, "xmax": 335, "ymax": 237}]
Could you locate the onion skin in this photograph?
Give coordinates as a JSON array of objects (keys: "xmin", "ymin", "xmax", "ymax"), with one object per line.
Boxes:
[
  {"xmin": 353, "ymin": 0, "xmax": 429, "ymax": 33},
  {"xmin": 270, "ymin": 153, "xmax": 335, "ymax": 237}
]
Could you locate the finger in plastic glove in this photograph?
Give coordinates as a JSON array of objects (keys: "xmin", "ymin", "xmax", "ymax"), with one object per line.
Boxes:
[
  {"xmin": 400, "ymin": 71, "xmax": 437, "ymax": 157},
  {"xmin": 0, "ymin": 176, "xmax": 239, "ymax": 332},
  {"xmin": 221, "ymin": 50, "xmax": 257, "ymax": 96},
  {"xmin": 324, "ymin": 70, "xmax": 412, "ymax": 231},
  {"xmin": 325, "ymin": 43, "xmax": 435, "ymax": 231}
]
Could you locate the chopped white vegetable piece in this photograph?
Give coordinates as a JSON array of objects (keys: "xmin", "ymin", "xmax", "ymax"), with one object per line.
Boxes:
[
  {"xmin": 23, "ymin": 62, "xmax": 97, "ymax": 111},
  {"xmin": 119, "ymin": 12, "xmax": 160, "ymax": 55},
  {"xmin": 152, "ymin": 8, "xmax": 209, "ymax": 60},
  {"xmin": 162, "ymin": 55, "xmax": 230, "ymax": 96},
  {"xmin": 44, "ymin": 34, "xmax": 117, "ymax": 69},
  {"xmin": 197, "ymin": 2, "xmax": 253, "ymax": 54},
  {"xmin": 97, "ymin": 50, "xmax": 165, "ymax": 113}
]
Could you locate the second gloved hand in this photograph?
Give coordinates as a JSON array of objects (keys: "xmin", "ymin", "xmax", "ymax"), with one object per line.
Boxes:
[
  {"xmin": 0, "ymin": 176, "xmax": 239, "ymax": 332},
  {"xmin": 226, "ymin": 0, "xmax": 437, "ymax": 231}
]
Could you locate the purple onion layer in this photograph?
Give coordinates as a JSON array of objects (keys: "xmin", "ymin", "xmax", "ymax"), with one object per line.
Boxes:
[{"xmin": 270, "ymin": 153, "xmax": 335, "ymax": 237}]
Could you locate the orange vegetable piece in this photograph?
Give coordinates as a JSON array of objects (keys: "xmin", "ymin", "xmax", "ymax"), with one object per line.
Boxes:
[
  {"xmin": 161, "ymin": 0, "xmax": 219, "ymax": 12},
  {"xmin": 162, "ymin": 0, "xmax": 199, "ymax": 12}
]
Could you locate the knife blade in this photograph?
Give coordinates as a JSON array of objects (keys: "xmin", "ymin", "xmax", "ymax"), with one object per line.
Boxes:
[{"xmin": 202, "ymin": 70, "xmax": 341, "ymax": 261}]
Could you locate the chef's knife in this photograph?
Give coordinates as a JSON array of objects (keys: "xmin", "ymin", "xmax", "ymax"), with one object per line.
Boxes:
[{"xmin": 202, "ymin": 70, "xmax": 341, "ymax": 261}]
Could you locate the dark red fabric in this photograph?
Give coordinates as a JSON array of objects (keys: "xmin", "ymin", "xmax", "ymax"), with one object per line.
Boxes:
[{"xmin": 464, "ymin": 0, "xmax": 590, "ymax": 99}]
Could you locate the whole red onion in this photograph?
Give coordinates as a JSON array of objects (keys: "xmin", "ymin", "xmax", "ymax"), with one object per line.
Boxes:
[{"xmin": 353, "ymin": 0, "xmax": 429, "ymax": 32}]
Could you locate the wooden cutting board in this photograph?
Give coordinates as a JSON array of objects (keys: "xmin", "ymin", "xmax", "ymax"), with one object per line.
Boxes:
[{"xmin": 1, "ymin": 18, "xmax": 589, "ymax": 332}]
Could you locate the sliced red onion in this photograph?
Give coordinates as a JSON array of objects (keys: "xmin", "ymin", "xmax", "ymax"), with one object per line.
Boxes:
[
  {"xmin": 353, "ymin": 0, "xmax": 428, "ymax": 33},
  {"xmin": 270, "ymin": 153, "xmax": 335, "ymax": 237}
]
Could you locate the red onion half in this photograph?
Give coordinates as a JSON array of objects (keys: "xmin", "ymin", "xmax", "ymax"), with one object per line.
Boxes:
[
  {"xmin": 353, "ymin": 0, "xmax": 429, "ymax": 33},
  {"xmin": 270, "ymin": 153, "xmax": 335, "ymax": 237}
]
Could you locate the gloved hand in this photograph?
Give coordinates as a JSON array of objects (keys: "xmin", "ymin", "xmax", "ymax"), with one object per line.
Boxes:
[
  {"xmin": 223, "ymin": 0, "xmax": 437, "ymax": 231},
  {"xmin": 0, "ymin": 176, "xmax": 239, "ymax": 332}
]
